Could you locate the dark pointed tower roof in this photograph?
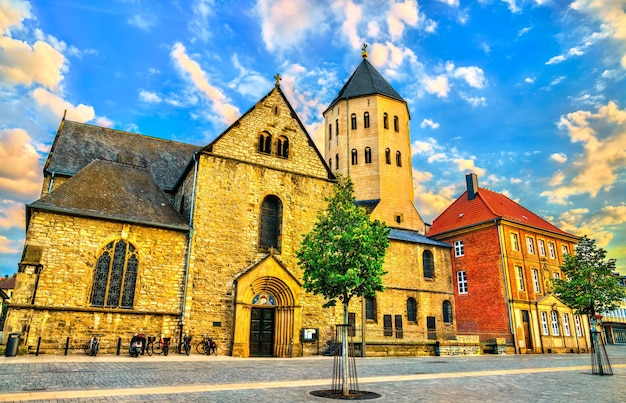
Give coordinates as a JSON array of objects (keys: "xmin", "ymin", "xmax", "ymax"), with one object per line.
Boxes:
[{"xmin": 325, "ymin": 57, "xmax": 405, "ymax": 112}]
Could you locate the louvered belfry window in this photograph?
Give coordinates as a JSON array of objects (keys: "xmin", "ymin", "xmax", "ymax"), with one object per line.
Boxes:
[{"xmin": 91, "ymin": 240, "xmax": 139, "ymax": 308}]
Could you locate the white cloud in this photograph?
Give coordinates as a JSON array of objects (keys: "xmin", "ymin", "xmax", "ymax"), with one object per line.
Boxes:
[
  {"xmin": 387, "ymin": 0, "xmax": 419, "ymax": 39},
  {"xmin": 32, "ymin": 88, "xmax": 95, "ymax": 122},
  {"xmin": 411, "ymin": 138, "xmax": 439, "ymax": 156},
  {"xmin": 453, "ymin": 158, "xmax": 486, "ymax": 177},
  {"xmin": 171, "ymin": 42, "xmax": 240, "ymax": 125},
  {"xmin": 525, "ymin": 77, "xmax": 535, "ymax": 83},
  {"xmin": 422, "ymin": 74, "xmax": 449, "ymax": 97},
  {"xmin": 0, "ymin": 0, "xmax": 31, "ymax": 32},
  {"xmin": 139, "ymin": 89, "xmax": 162, "ymax": 103},
  {"xmin": 188, "ymin": 0, "xmax": 215, "ymax": 42},
  {"xmin": 0, "ymin": 128, "xmax": 43, "ymax": 201},
  {"xmin": 460, "ymin": 92, "xmax": 486, "ymax": 107},
  {"xmin": 447, "ymin": 63, "xmax": 487, "ymax": 88},
  {"xmin": 127, "ymin": 14, "xmax": 156, "ymax": 31},
  {"xmin": 0, "ymin": 36, "xmax": 66, "ymax": 90},
  {"xmin": 420, "ymin": 119, "xmax": 440, "ymax": 129},
  {"xmin": 541, "ymin": 101, "xmax": 626, "ymax": 204},
  {"xmin": 550, "ymin": 153, "xmax": 568, "ymax": 163},
  {"xmin": 339, "ymin": 0, "xmax": 363, "ymax": 49}
]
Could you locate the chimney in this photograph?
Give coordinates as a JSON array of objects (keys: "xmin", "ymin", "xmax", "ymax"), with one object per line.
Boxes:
[{"xmin": 466, "ymin": 173, "xmax": 478, "ymax": 200}]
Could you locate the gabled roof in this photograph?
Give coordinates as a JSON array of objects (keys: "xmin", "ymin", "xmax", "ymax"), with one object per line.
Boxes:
[
  {"xmin": 427, "ymin": 187, "xmax": 573, "ymax": 238},
  {"xmin": 29, "ymin": 159, "xmax": 189, "ymax": 231},
  {"xmin": 325, "ymin": 58, "xmax": 405, "ymax": 112},
  {"xmin": 0, "ymin": 276, "xmax": 16, "ymax": 290},
  {"xmin": 45, "ymin": 120, "xmax": 201, "ymax": 192}
]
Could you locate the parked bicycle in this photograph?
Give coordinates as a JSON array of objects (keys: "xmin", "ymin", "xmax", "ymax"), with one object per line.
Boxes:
[
  {"xmin": 196, "ymin": 334, "xmax": 217, "ymax": 355},
  {"xmin": 147, "ymin": 336, "xmax": 171, "ymax": 356},
  {"xmin": 84, "ymin": 334, "xmax": 102, "ymax": 356},
  {"xmin": 178, "ymin": 334, "xmax": 192, "ymax": 356}
]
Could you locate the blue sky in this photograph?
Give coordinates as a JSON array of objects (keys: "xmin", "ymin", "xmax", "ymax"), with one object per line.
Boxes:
[{"xmin": 1, "ymin": 0, "xmax": 625, "ymax": 276}]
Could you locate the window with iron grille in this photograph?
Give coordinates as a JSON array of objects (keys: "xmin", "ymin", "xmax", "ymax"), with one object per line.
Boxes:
[
  {"xmin": 423, "ymin": 250, "xmax": 434, "ymax": 279},
  {"xmin": 91, "ymin": 239, "xmax": 139, "ymax": 308}
]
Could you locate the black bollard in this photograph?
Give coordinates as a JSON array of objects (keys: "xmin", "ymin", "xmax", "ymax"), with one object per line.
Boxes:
[
  {"xmin": 36, "ymin": 337, "xmax": 41, "ymax": 356},
  {"xmin": 116, "ymin": 337, "xmax": 121, "ymax": 355},
  {"xmin": 65, "ymin": 337, "xmax": 70, "ymax": 355}
]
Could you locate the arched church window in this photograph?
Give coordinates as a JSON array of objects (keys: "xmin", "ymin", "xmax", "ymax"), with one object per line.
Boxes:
[
  {"xmin": 396, "ymin": 151, "xmax": 402, "ymax": 167},
  {"xmin": 385, "ymin": 148, "xmax": 391, "ymax": 164},
  {"xmin": 351, "ymin": 148, "xmax": 358, "ymax": 165},
  {"xmin": 383, "ymin": 113, "xmax": 389, "ymax": 129},
  {"xmin": 423, "ymin": 250, "xmax": 434, "ymax": 279},
  {"xmin": 443, "ymin": 300, "xmax": 453, "ymax": 324},
  {"xmin": 365, "ymin": 147, "xmax": 372, "ymax": 164},
  {"xmin": 407, "ymin": 297, "xmax": 417, "ymax": 322},
  {"xmin": 277, "ymin": 135, "xmax": 289, "ymax": 158},
  {"xmin": 364, "ymin": 112, "xmax": 370, "ymax": 128},
  {"xmin": 91, "ymin": 239, "xmax": 139, "ymax": 308},
  {"xmin": 258, "ymin": 131, "xmax": 272, "ymax": 154},
  {"xmin": 259, "ymin": 195, "xmax": 283, "ymax": 252},
  {"xmin": 351, "ymin": 114, "xmax": 357, "ymax": 130}
]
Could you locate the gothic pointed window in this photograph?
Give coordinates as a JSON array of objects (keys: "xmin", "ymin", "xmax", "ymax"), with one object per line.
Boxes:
[
  {"xmin": 351, "ymin": 113, "xmax": 357, "ymax": 130},
  {"xmin": 258, "ymin": 131, "xmax": 272, "ymax": 154},
  {"xmin": 396, "ymin": 151, "xmax": 402, "ymax": 167},
  {"xmin": 364, "ymin": 112, "xmax": 370, "ymax": 128},
  {"xmin": 365, "ymin": 147, "xmax": 372, "ymax": 164},
  {"xmin": 259, "ymin": 195, "xmax": 283, "ymax": 252},
  {"xmin": 277, "ymin": 135, "xmax": 289, "ymax": 158},
  {"xmin": 385, "ymin": 148, "xmax": 391, "ymax": 164},
  {"xmin": 91, "ymin": 239, "xmax": 139, "ymax": 308}
]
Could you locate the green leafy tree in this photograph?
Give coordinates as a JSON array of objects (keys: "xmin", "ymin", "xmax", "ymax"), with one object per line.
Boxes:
[
  {"xmin": 552, "ymin": 236, "xmax": 625, "ymax": 319},
  {"xmin": 296, "ymin": 175, "xmax": 389, "ymax": 395}
]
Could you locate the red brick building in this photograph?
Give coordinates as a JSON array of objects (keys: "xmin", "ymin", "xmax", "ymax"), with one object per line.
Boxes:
[{"xmin": 428, "ymin": 174, "xmax": 591, "ymax": 354}]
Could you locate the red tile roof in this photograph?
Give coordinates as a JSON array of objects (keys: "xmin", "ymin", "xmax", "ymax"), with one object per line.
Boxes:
[{"xmin": 427, "ymin": 187, "xmax": 572, "ymax": 237}]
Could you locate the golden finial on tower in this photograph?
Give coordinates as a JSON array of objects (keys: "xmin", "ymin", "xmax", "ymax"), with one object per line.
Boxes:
[
  {"xmin": 361, "ymin": 43, "xmax": 368, "ymax": 58},
  {"xmin": 274, "ymin": 73, "xmax": 282, "ymax": 87}
]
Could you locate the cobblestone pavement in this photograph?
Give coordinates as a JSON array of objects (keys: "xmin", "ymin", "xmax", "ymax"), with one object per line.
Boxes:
[{"xmin": 0, "ymin": 346, "xmax": 625, "ymax": 402}]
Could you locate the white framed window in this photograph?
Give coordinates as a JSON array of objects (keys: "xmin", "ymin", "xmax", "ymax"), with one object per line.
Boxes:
[
  {"xmin": 526, "ymin": 237, "xmax": 535, "ymax": 254},
  {"xmin": 510, "ymin": 233, "xmax": 519, "ymax": 251},
  {"xmin": 538, "ymin": 240, "xmax": 546, "ymax": 256},
  {"xmin": 454, "ymin": 240, "xmax": 464, "ymax": 257},
  {"xmin": 563, "ymin": 313, "xmax": 571, "ymax": 336},
  {"xmin": 532, "ymin": 269, "xmax": 541, "ymax": 293},
  {"xmin": 457, "ymin": 271, "xmax": 468, "ymax": 294},
  {"xmin": 574, "ymin": 315, "xmax": 583, "ymax": 337},
  {"xmin": 551, "ymin": 311, "xmax": 560, "ymax": 336},
  {"xmin": 541, "ymin": 312, "xmax": 549, "ymax": 335},
  {"xmin": 548, "ymin": 242, "xmax": 556, "ymax": 259},
  {"xmin": 517, "ymin": 266, "xmax": 525, "ymax": 291},
  {"xmin": 561, "ymin": 245, "xmax": 569, "ymax": 257}
]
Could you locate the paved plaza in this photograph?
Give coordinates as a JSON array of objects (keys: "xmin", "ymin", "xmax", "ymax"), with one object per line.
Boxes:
[{"xmin": 0, "ymin": 346, "xmax": 625, "ymax": 402}]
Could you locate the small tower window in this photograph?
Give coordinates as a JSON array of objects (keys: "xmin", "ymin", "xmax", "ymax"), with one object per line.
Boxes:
[
  {"xmin": 277, "ymin": 135, "xmax": 289, "ymax": 158},
  {"xmin": 335, "ymin": 119, "xmax": 339, "ymax": 137},
  {"xmin": 329, "ymin": 124, "xmax": 332, "ymax": 140},
  {"xmin": 385, "ymin": 148, "xmax": 391, "ymax": 164},
  {"xmin": 364, "ymin": 112, "xmax": 370, "ymax": 128},
  {"xmin": 383, "ymin": 113, "xmax": 388, "ymax": 129},
  {"xmin": 351, "ymin": 149, "xmax": 358, "ymax": 165},
  {"xmin": 396, "ymin": 151, "xmax": 402, "ymax": 167},
  {"xmin": 351, "ymin": 114, "xmax": 357, "ymax": 130},
  {"xmin": 273, "ymin": 106, "xmax": 279, "ymax": 115},
  {"xmin": 329, "ymin": 159, "xmax": 332, "ymax": 170},
  {"xmin": 335, "ymin": 154, "xmax": 339, "ymax": 170},
  {"xmin": 258, "ymin": 131, "xmax": 272, "ymax": 154},
  {"xmin": 393, "ymin": 115, "xmax": 399, "ymax": 132},
  {"xmin": 365, "ymin": 147, "xmax": 372, "ymax": 164}
]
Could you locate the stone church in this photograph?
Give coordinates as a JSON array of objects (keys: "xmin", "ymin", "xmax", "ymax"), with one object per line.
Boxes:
[{"xmin": 4, "ymin": 51, "xmax": 454, "ymax": 357}]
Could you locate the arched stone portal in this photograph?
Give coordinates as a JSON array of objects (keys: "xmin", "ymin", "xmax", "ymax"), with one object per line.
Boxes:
[{"xmin": 232, "ymin": 256, "xmax": 302, "ymax": 357}]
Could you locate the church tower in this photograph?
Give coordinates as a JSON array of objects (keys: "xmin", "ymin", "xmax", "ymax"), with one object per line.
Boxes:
[{"xmin": 323, "ymin": 46, "xmax": 425, "ymax": 233}]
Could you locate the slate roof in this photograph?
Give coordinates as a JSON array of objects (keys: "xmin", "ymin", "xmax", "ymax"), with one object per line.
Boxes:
[
  {"xmin": 427, "ymin": 187, "xmax": 573, "ymax": 238},
  {"xmin": 325, "ymin": 58, "xmax": 405, "ymax": 112},
  {"xmin": 45, "ymin": 120, "xmax": 201, "ymax": 192},
  {"xmin": 29, "ymin": 159, "xmax": 189, "ymax": 231},
  {"xmin": 355, "ymin": 199, "xmax": 380, "ymax": 214},
  {"xmin": 389, "ymin": 228, "xmax": 451, "ymax": 248}
]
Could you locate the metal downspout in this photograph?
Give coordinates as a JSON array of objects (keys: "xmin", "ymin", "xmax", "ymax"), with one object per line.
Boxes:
[
  {"xmin": 180, "ymin": 153, "xmax": 199, "ymax": 343},
  {"xmin": 496, "ymin": 219, "xmax": 516, "ymax": 352}
]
